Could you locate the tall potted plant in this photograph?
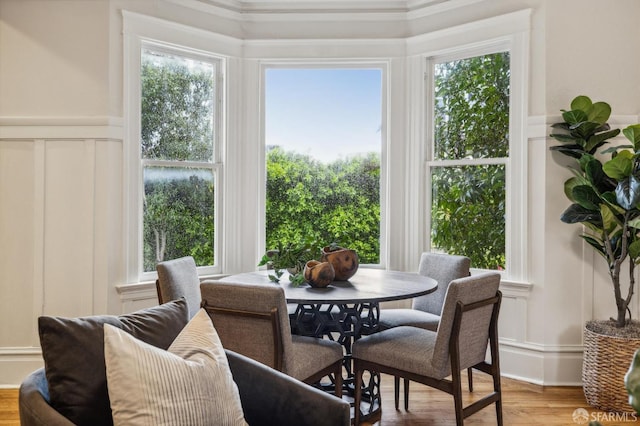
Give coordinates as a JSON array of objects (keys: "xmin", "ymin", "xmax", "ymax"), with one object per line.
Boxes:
[{"xmin": 550, "ymin": 95, "xmax": 640, "ymax": 412}]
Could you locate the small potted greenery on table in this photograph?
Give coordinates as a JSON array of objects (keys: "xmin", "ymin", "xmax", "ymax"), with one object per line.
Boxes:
[{"xmin": 258, "ymin": 240, "xmax": 321, "ymax": 285}]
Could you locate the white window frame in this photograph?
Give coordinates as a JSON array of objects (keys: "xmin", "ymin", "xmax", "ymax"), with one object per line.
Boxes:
[
  {"xmin": 408, "ymin": 10, "xmax": 530, "ymax": 283},
  {"xmin": 425, "ymin": 46, "xmax": 512, "ymax": 274},
  {"xmin": 123, "ymin": 12, "xmax": 227, "ymax": 283},
  {"xmin": 258, "ymin": 61, "xmax": 389, "ymax": 268}
]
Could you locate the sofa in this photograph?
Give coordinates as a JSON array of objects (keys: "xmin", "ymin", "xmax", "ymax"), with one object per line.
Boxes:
[{"xmin": 19, "ymin": 298, "xmax": 350, "ymax": 426}]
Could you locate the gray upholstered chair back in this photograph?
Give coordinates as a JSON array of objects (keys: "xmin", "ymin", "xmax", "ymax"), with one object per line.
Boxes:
[
  {"xmin": 412, "ymin": 252, "xmax": 471, "ymax": 315},
  {"xmin": 200, "ymin": 281, "xmax": 295, "ymax": 375},
  {"xmin": 430, "ymin": 272, "xmax": 500, "ymax": 376},
  {"xmin": 156, "ymin": 256, "xmax": 201, "ymax": 319}
]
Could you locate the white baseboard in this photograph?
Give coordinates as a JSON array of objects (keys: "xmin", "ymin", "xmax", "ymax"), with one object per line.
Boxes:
[
  {"xmin": 0, "ymin": 335, "xmax": 586, "ymax": 388},
  {"xmin": 0, "ymin": 347, "xmax": 43, "ymax": 387},
  {"xmin": 499, "ymin": 341, "xmax": 584, "ymax": 386}
]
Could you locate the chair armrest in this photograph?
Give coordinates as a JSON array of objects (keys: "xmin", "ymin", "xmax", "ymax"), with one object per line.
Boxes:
[
  {"xmin": 19, "ymin": 369, "xmax": 74, "ymax": 426},
  {"xmin": 226, "ymin": 349, "xmax": 350, "ymax": 426}
]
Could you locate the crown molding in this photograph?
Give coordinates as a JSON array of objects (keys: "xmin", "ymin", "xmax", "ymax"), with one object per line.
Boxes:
[
  {"xmin": 241, "ymin": 0, "xmax": 408, "ymax": 14},
  {"xmin": 166, "ymin": 0, "xmax": 485, "ymax": 22}
]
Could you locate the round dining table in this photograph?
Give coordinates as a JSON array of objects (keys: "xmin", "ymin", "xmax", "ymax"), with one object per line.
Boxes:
[{"xmin": 220, "ymin": 267, "xmax": 437, "ymax": 422}]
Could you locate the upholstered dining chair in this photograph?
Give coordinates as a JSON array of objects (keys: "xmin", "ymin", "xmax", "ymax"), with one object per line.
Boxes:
[
  {"xmin": 378, "ymin": 252, "xmax": 471, "ymax": 408},
  {"xmin": 378, "ymin": 253, "xmax": 471, "ymax": 331},
  {"xmin": 156, "ymin": 256, "xmax": 201, "ymax": 319},
  {"xmin": 353, "ymin": 272, "xmax": 502, "ymax": 426},
  {"xmin": 200, "ymin": 280, "xmax": 344, "ymax": 398}
]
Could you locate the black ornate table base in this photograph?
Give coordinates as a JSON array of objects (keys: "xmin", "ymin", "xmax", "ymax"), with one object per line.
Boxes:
[{"xmin": 291, "ymin": 302, "xmax": 382, "ymax": 423}]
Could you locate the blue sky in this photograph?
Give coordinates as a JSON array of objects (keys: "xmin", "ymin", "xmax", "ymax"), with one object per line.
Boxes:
[{"xmin": 265, "ymin": 68, "xmax": 382, "ymax": 163}]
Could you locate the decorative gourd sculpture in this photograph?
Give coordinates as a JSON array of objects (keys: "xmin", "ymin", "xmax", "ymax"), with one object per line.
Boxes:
[
  {"xmin": 321, "ymin": 246, "xmax": 359, "ymax": 281},
  {"xmin": 303, "ymin": 261, "xmax": 335, "ymax": 288}
]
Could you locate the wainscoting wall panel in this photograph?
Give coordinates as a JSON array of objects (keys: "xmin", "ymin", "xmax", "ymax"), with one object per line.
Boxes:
[
  {"xmin": 0, "ymin": 118, "xmax": 123, "ymax": 386},
  {"xmin": 43, "ymin": 140, "xmax": 96, "ymax": 318},
  {"xmin": 0, "ymin": 140, "xmax": 37, "ymax": 350}
]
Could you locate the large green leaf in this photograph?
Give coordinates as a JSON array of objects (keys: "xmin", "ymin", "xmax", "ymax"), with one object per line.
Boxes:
[
  {"xmin": 588, "ymin": 102, "xmax": 612, "ymax": 124},
  {"xmin": 569, "ymin": 168, "xmax": 591, "ymax": 184},
  {"xmin": 572, "ymin": 185, "xmax": 601, "ymax": 210},
  {"xmin": 609, "ymin": 232, "xmax": 624, "ymax": 259},
  {"xmin": 584, "ymin": 159, "xmax": 613, "ymax": 193},
  {"xmin": 549, "ymin": 133, "xmax": 581, "ymax": 144},
  {"xmin": 601, "ymin": 144, "xmax": 633, "ymax": 155},
  {"xmin": 583, "ymin": 221, "xmax": 604, "ymax": 234},
  {"xmin": 562, "ymin": 110, "xmax": 588, "ymax": 126},
  {"xmin": 615, "ymin": 175, "xmax": 640, "ymax": 210},
  {"xmin": 601, "ymin": 191, "xmax": 618, "ymax": 205},
  {"xmin": 563, "ymin": 177, "xmax": 582, "ymax": 202},
  {"xmin": 570, "ymin": 96, "xmax": 593, "ymax": 112},
  {"xmin": 601, "ymin": 192, "xmax": 626, "ymax": 217},
  {"xmin": 629, "ymin": 239, "xmax": 640, "ymax": 261},
  {"xmin": 579, "ymin": 153, "xmax": 596, "ymax": 171},
  {"xmin": 623, "ymin": 124, "xmax": 640, "ymax": 151},
  {"xmin": 600, "ymin": 204, "xmax": 617, "ymax": 233},
  {"xmin": 572, "ymin": 121, "xmax": 602, "ymax": 139},
  {"xmin": 603, "ymin": 151, "xmax": 633, "ymax": 180},
  {"xmin": 585, "ymin": 128, "xmax": 620, "ymax": 152},
  {"xmin": 628, "ymin": 216, "xmax": 640, "ymax": 230},
  {"xmin": 581, "ymin": 235, "xmax": 607, "ymax": 258},
  {"xmin": 560, "ymin": 203, "xmax": 601, "ymax": 224},
  {"xmin": 549, "ymin": 144, "xmax": 587, "ymax": 159}
]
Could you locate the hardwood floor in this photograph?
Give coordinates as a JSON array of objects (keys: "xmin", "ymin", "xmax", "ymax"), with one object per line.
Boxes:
[
  {"xmin": 1, "ymin": 372, "xmax": 637, "ymax": 425},
  {"xmin": 359, "ymin": 371, "xmax": 639, "ymax": 426},
  {"xmin": 0, "ymin": 388, "xmax": 18, "ymax": 426}
]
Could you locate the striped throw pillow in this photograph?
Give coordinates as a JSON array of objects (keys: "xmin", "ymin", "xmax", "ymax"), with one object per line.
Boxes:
[{"xmin": 104, "ymin": 309, "xmax": 247, "ymax": 426}]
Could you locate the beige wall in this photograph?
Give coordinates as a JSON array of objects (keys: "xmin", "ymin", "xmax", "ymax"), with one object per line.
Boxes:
[
  {"xmin": 0, "ymin": 0, "xmax": 111, "ymax": 116},
  {"xmin": 545, "ymin": 0, "xmax": 640, "ymax": 113},
  {"xmin": 2, "ymin": 0, "xmax": 640, "ymax": 386},
  {"xmin": 543, "ymin": 0, "xmax": 640, "ymax": 344}
]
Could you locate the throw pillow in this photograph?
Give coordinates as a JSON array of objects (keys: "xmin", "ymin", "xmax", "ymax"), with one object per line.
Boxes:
[
  {"xmin": 38, "ymin": 299, "xmax": 189, "ymax": 426},
  {"xmin": 104, "ymin": 308, "xmax": 247, "ymax": 426}
]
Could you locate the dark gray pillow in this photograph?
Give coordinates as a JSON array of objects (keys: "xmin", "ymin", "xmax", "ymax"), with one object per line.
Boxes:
[{"xmin": 38, "ymin": 299, "xmax": 189, "ymax": 426}]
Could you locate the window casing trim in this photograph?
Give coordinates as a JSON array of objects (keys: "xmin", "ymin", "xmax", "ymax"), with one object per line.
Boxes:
[
  {"xmin": 123, "ymin": 13, "xmax": 227, "ymax": 283},
  {"xmin": 408, "ymin": 14, "xmax": 529, "ymax": 282},
  {"xmin": 258, "ymin": 60, "xmax": 390, "ymax": 268}
]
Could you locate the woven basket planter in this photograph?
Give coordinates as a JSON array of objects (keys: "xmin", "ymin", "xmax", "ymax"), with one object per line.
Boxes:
[{"xmin": 583, "ymin": 323, "xmax": 640, "ymax": 413}]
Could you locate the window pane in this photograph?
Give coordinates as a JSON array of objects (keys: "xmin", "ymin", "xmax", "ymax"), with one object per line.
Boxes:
[
  {"xmin": 430, "ymin": 165, "xmax": 505, "ymax": 270},
  {"xmin": 141, "ymin": 49, "xmax": 214, "ymax": 162},
  {"xmin": 433, "ymin": 52, "xmax": 510, "ymax": 160},
  {"xmin": 143, "ymin": 166, "xmax": 215, "ymax": 272},
  {"xmin": 265, "ymin": 68, "xmax": 382, "ymax": 264}
]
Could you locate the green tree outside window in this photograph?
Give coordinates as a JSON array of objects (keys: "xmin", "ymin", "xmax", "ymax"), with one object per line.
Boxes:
[
  {"xmin": 430, "ymin": 52, "xmax": 510, "ymax": 270},
  {"xmin": 140, "ymin": 49, "xmax": 217, "ymax": 271},
  {"xmin": 264, "ymin": 68, "xmax": 382, "ymax": 265}
]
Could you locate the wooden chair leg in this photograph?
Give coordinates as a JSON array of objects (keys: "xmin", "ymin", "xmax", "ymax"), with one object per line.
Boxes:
[
  {"xmin": 354, "ymin": 362, "xmax": 363, "ymax": 426},
  {"xmin": 492, "ymin": 365, "xmax": 503, "ymax": 426},
  {"xmin": 394, "ymin": 376, "xmax": 400, "ymax": 410},
  {"xmin": 452, "ymin": 368, "xmax": 464, "ymax": 426},
  {"xmin": 334, "ymin": 366, "xmax": 343, "ymax": 399},
  {"xmin": 404, "ymin": 378, "xmax": 409, "ymax": 410},
  {"xmin": 468, "ymin": 367, "xmax": 473, "ymax": 392}
]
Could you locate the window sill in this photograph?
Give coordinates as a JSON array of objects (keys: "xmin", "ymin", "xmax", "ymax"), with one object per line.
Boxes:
[
  {"xmin": 116, "ymin": 273, "xmax": 231, "ymax": 298},
  {"xmin": 499, "ymin": 279, "xmax": 533, "ymax": 298}
]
